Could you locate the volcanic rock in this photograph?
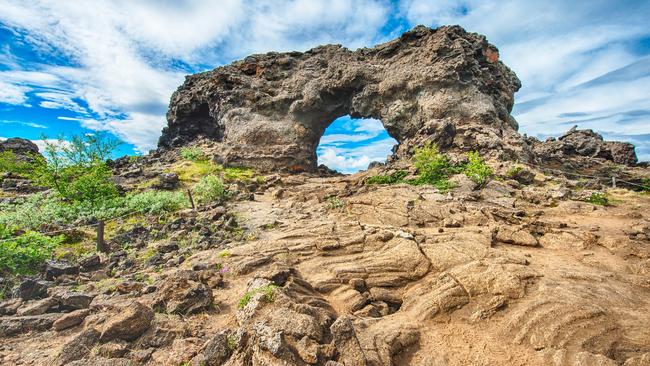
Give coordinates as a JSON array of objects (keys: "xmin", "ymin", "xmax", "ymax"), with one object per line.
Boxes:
[{"xmin": 159, "ymin": 25, "xmax": 526, "ymax": 171}]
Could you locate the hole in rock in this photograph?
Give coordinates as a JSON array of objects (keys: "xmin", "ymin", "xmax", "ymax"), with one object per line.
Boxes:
[{"xmin": 316, "ymin": 115, "xmax": 398, "ymax": 174}]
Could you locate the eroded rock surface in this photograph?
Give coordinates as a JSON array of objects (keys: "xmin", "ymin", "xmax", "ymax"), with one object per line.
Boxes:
[{"xmin": 159, "ymin": 25, "xmax": 526, "ymax": 171}]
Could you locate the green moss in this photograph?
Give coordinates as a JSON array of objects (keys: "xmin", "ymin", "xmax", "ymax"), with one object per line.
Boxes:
[
  {"xmin": 218, "ymin": 249, "xmax": 231, "ymax": 258},
  {"xmin": 173, "ymin": 160, "xmax": 221, "ymax": 182},
  {"xmin": 223, "ymin": 167, "xmax": 255, "ymax": 182}
]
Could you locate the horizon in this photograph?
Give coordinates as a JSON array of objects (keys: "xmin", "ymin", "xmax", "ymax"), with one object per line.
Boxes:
[{"xmin": 1, "ymin": 0, "xmax": 649, "ymax": 172}]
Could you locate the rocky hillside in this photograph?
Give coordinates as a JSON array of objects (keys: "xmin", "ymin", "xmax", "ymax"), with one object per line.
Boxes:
[{"xmin": 0, "ymin": 26, "xmax": 649, "ymax": 366}]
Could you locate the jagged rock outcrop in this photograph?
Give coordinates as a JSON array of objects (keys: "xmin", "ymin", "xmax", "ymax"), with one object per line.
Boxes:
[
  {"xmin": 528, "ymin": 126, "xmax": 638, "ymax": 166},
  {"xmin": 0, "ymin": 138, "xmax": 40, "ymax": 161},
  {"xmin": 159, "ymin": 25, "xmax": 526, "ymax": 172}
]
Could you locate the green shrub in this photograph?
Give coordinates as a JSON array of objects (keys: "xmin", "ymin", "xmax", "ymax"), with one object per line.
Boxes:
[
  {"xmin": 464, "ymin": 151, "xmax": 493, "ymax": 186},
  {"xmin": 180, "ymin": 147, "xmax": 207, "ymax": 161},
  {"xmin": 237, "ymin": 284, "xmax": 279, "ymax": 309},
  {"xmin": 585, "ymin": 192, "xmax": 609, "ymax": 206},
  {"xmin": 193, "ymin": 175, "xmax": 227, "ymax": 204},
  {"xmin": 412, "ymin": 144, "xmax": 454, "ymax": 183},
  {"xmin": 125, "ymin": 190, "xmax": 189, "ymax": 214},
  {"xmin": 365, "ymin": 170, "xmax": 408, "ymax": 185},
  {"xmin": 0, "ymin": 224, "xmax": 64, "ymax": 275},
  {"xmin": 327, "ymin": 196, "xmax": 344, "ymax": 209},
  {"xmin": 0, "ymin": 190, "xmax": 188, "ymax": 231}
]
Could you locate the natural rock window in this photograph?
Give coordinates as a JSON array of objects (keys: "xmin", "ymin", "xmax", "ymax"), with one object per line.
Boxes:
[{"xmin": 316, "ymin": 116, "xmax": 397, "ymax": 174}]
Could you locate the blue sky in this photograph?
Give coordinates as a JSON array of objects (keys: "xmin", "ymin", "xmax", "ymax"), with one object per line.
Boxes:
[{"xmin": 1, "ymin": 0, "xmax": 649, "ymax": 172}]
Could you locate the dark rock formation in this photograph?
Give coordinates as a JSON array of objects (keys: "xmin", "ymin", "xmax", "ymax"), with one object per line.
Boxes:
[
  {"xmin": 0, "ymin": 138, "xmax": 40, "ymax": 161},
  {"xmin": 529, "ymin": 126, "xmax": 638, "ymax": 166},
  {"xmin": 159, "ymin": 25, "xmax": 526, "ymax": 172}
]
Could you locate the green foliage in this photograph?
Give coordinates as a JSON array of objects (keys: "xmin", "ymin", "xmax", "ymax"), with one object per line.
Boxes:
[
  {"xmin": 585, "ymin": 192, "xmax": 609, "ymax": 206},
  {"xmin": 223, "ymin": 167, "xmax": 254, "ymax": 182},
  {"xmin": 327, "ymin": 196, "xmax": 344, "ymax": 209},
  {"xmin": 173, "ymin": 160, "xmax": 221, "ymax": 182},
  {"xmin": 218, "ymin": 250, "xmax": 231, "ymax": 258},
  {"xmin": 28, "ymin": 133, "xmax": 121, "ymax": 207},
  {"xmin": 237, "ymin": 284, "xmax": 279, "ymax": 309},
  {"xmin": 365, "ymin": 170, "xmax": 408, "ymax": 185},
  {"xmin": 464, "ymin": 151, "xmax": 493, "ymax": 186},
  {"xmin": 506, "ymin": 166, "xmax": 524, "ymax": 179},
  {"xmin": 193, "ymin": 175, "xmax": 227, "ymax": 204},
  {"xmin": 0, "ymin": 190, "xmax": 188, "ymax": 231},
  {"xmin": 0, "ymin": 224, "xmax": 64, "ymax": 275},
  {"xmin": 227, "ymin": 335, "xmax": 237, "ymax": 351},
  {"xmin": 180, "ymin": 147, "xmax": 207, "ymax": 161},
  {"xmin": 124, "ymin": 190, "xmax": 189, "ymax": 214},
  {"xmin": 364, "ymin": 145, "xmax": 493, "ymax": 193},
  {"xmin": 0, "ymin": 151, "xmax": 37, "ymax": 175}
]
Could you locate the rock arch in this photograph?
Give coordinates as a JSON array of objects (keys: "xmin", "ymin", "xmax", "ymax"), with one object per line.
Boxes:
[{"xmin": 159, "ymin": 25, "xmax": 527, "ymax": 172}]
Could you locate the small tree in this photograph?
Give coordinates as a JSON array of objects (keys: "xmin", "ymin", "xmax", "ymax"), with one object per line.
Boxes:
[{"xmin": 30, "ymin": 133, "xmax": 122, "ymax": 253}]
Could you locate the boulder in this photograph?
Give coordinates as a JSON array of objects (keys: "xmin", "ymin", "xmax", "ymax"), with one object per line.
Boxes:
[
  {"xmin": 57, "ymin": 328, "xmax": 101, "ymax": 365},
  {"xmin": 45, "ymin": 260, "xmax": 79, "ymax": 280},
  {"xmin": 157, "ymin": 172, "xmax": 180, "ymax": 190},
  {"xmin": 152, "ymin": 270, "xmax": 213, "ymax": 315},
  {"xmin": 0, "ymin": 313, "xmax": 61, "ymax": 337},
  {"xmin": 16, "ymin": 296, "xmax": 59, "ymax": 316},
  {"xmin": 53, "ymin": 309, "xmax": 91, "ymax": 331},
  {"xmin": 13, "ymin": 278, "xmax": 51, "ymax": 300},
  {"xmin": 99, "ymin": 301, "xmax": 154, "ymax": 342}
]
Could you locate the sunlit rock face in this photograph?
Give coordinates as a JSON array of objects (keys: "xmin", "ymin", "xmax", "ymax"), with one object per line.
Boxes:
[{"xmin": 159, "ymin": 25, "xmax": 527, "ymax": 172}]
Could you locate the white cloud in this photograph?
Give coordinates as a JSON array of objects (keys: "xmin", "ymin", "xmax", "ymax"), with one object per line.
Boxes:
[
  {"xmin": 0, "ymin": 0, "xmax": 392, "ymax": 152},
  {"xmin": 318, "ymin": 137, "xmax": 397, "ymax": 173},
  {"xmin": 0, "ymin": 80, "xmax": 29, "ymax": 104},
  {"xmin": 0, "ymin": 120, "xmax": 47, "ymax": 129}
]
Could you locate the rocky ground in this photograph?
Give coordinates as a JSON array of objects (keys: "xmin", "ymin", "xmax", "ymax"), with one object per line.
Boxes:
[{"xmin": 1, "ymin": 154, "xmax": 649, "ymax": 366}]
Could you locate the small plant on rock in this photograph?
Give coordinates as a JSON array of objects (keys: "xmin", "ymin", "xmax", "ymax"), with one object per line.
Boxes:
[
  {"xmin": 180, "ymin": 146, "xmax": 207, "ymax": 161},
  {"xmin": 327, "ymin": 196, "xmax": 344, "ymax": 209},
  {"xmin": 237, "ymin": 284, "xmax": 279, "ymax": 309},
  {"xmin": 586, "ymin": 192, "xmax": 609, "ymax": 206},
  {"xmin": 192, "ymin": 175, "xmax": 227, "ymax": 204},
  {"xmin": 365, "ymin": 170, "xmax": 408, "ymax": 185},
  {"xmin": 463, "ymin": 151, "xmax": 493, "ymax": 186}
]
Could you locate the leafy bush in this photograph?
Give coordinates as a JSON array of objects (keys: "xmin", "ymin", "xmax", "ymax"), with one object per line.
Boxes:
[
  {"xmin": 193, "ymin": 175, "xmax": 227, "ymax": 204},
  {"xmin": 180, "ymin": 147, "xmax": 207, "ymax": 161},
  {"xmin": 365, "ymin": 170, "xmax": 408, "ymax": 185},
  {"xmin": 464, "ymin": 151, "xmax": 493, "ymax": 186},
  {"xmin": 585, "ymin": 192, "xmax": 609, "ymax": 206},
  {"xmin": 0, "ymin": 224, "xmax": 64, "ymax": 275},
  {"xmin": 412, "ymin": 144, "xmax": 455, "ymax": 183}
]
